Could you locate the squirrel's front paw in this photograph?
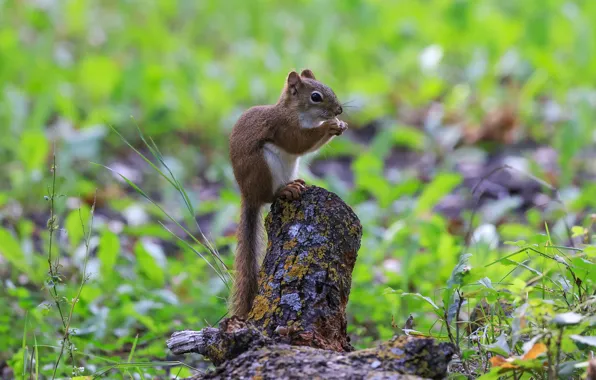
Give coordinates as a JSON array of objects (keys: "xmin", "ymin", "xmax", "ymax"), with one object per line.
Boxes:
[{"xmin": 325, "ymin": 118, "xmax": 348, "ymax": 136}]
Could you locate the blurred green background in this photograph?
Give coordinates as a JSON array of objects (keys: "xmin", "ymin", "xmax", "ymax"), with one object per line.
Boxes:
[{"xmin": 1, "ymin": 0, "xmax": 596, "ymax": 378}]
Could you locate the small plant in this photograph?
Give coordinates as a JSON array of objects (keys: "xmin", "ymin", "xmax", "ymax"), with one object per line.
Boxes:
[
  {"xmin": 389, "ymin": 226, "xmax": 595, "ymax": 379},
  {"xmin": 27, "ymin": 153, "xmax": 96, "ymax": 378}
]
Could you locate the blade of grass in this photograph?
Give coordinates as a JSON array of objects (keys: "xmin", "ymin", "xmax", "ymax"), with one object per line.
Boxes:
[
  {"xmin": 109, "ymin": 123, "xmax": 225, "ymax": 268},
  {"xmin": 27, "ymin": 347, "xmax": 34, "ymax": 380},
  {"xmin": 93, "ymin": 163, "xmax": 231, "ymax": 288},
  {"xmin": 37, "ymin": 344, "xmax": 120, "ymax": 364},
  {"xmin": 125, "ymin": 334, "xmax": 142, "ymax": 379},
  {"xmin": 142, "ymin": 131, "xmax": 226, "ymax": 272},
  {"xmin": 22, "ymin": 311, "xmax": 28, "ymax": 380},
  {"xmin": 33, "ymin": 334, "xmax": 39, "ymax": 380},
  {"xmin": 174, "ymin": 366, "xmax": 184, "ymax": 380},
  {"xmin": 127, "ymin": 334, "xmax": 139, "ymax": 363},
  {"xmin": 134, "ymin": 124, "xmax": 227, "ymax": 273},
  {"xmin": 160, "ymin": 222, "xmax": 230, "ymax": 288}
]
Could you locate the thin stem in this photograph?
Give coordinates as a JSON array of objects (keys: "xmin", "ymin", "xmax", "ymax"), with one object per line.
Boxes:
[
  {"xmin": 555, "ymin": 327, "xmax": 564, "ymax": 378},
  {"xmin": 443, "ymin": 290, "xmax": 470, "ymax": 377},
  {"xmin": 53, "ymin": 197, "xmax": 96, "ymax": 378}
]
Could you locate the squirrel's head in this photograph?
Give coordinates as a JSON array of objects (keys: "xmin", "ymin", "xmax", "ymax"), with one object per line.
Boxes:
[{"xmin": 280, "ymin": 69, "xmax": 343, "ymax": 120}]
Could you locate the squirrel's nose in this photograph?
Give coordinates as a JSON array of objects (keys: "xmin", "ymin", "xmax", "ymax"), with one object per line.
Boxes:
[{"xmin": 335, "ymin": 106, "xmax": 343, "ymax": 116}]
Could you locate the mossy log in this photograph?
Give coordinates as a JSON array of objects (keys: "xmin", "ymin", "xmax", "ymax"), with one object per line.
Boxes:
[{"xmin": 167, "ymin": 186, "xmax": 454, "ymax": 379}]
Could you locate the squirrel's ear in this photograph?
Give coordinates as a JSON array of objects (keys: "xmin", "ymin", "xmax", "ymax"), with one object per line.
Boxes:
[
  {"xmin": 286, "ymin": 71, "xmax": 301, "ymax": 95},
  {"xmin": 300, "ymin": 69, "xmax": 316, "ymax": 80}
]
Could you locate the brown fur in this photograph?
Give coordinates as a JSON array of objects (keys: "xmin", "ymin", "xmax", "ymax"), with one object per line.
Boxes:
[{"xmin": 228, "ymin": 69, "xmax": 346, "ymax": 317}]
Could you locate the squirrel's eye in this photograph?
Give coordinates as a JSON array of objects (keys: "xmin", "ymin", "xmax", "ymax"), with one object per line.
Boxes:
[{"xmin": 310, "ymin": 91, "xmax": 323, "ymax": 103}]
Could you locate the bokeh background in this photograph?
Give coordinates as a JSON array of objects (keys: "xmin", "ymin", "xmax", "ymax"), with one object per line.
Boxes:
[{"xmin": 2, "ymin": 0, "xmax": 596, "ymax": 378}]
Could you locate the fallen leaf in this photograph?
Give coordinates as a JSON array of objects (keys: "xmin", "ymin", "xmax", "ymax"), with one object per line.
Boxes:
[
  {"xmin": 489, "ymin": 342, "xmax": 547, "ymax": 372},
  {"xmin": 521, "ymin": 342, "xmax": 547, "ymax": 360},
  {"xmin": 489, "ymin": 356, "xmax": 517, "ymax": 369}
]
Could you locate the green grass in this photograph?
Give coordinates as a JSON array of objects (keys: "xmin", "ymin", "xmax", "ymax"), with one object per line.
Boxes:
[{"xmin": 1, "ymin": 0, "xmax": 596, "ymax": 378}]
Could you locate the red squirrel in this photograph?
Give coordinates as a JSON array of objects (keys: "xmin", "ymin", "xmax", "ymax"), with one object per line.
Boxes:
[{"xmin": 228, "ymin": 69, "xmax": 347, "ymax": 317}]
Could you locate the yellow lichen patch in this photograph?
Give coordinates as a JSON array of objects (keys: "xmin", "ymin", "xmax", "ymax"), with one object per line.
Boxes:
[
  {"xmin": 209, "ymin": 342, "xmax": 227, "ymax": 364},
  {"xmin": 249, "ymin": 295, "xmax": 271, "ymax": 321},
  {"xmin": 283, "ymin": 255, "xmax": 296, "ymax": 271},
  {"xmin": 262, "ymin": 317, "xmax": 271, "ymax": 330},
  {"xmin": 315, "ymin": 246, "xmax": 326, "ymax": 259},
  {"xmin": 328, "ymin": 266, "xmax": 338, "ymax": 282},
  {"xmin": 260, "ymin": 276, "xmax": 273, "ymax": 291},
  {"xmin": 281, "ymin": 203, "xmax": 297, "ymax": 224},
  {"xmin": 348, "ymin": 223, "xmax": 361, "ymax": 237},
  {"xmin": 375, "ymin": 336, "xmax": 410, "ymax": 360},
  {"xmin": 297, "ymin": 210, "xmax": 305, "ymax": 220},
  {"xmin": 283, "ymin": 239, "xmax": 297, "ymax": 250},
  {"xmin": 285, "ymin": 258, "xmax": 310, "ymax": 281},
  {"xmin": 258, "ymin": 275, "xmax": 277, "ymax": 299}
]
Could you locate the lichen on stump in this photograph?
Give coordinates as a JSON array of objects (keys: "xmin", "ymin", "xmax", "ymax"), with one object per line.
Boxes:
[
  {"xmin": 166, "ymin": 186, "xmax": 455, "ymax": 379},
  {"xmin": 248, "ymin": 185, "xmax": 361, "ymax": 351}
]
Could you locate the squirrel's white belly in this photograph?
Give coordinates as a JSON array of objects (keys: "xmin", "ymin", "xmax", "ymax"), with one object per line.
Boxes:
[{"xmin": 263, "ymin": 143, "xmax": 299, "ymax": 194}]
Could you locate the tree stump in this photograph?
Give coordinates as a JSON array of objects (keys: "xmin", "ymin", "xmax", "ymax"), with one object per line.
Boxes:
[
  {"xmin": 167, "ymin": 186, "xmax": 454, "ymax": 379},
  {"xmin": 248, "ymin": 185, "xmax": 361, "ymax": 351}
]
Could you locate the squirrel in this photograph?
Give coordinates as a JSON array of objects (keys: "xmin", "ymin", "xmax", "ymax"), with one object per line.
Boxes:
[{"xmin": 228, "ymin": 69, "xmax": 347, "ymax": 317}]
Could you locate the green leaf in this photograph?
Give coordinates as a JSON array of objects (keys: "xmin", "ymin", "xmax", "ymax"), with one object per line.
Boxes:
[
  {"xmin": 552, "ymin": 312, "xmax": 583, "ymax": 326},
  {"xmin": 78, "ymin": 56, "xmax": 120, "ymax": 100},
  {"xmin": 18, "ymin": 130, "xmax": 48, "ymax": 172},
  {"xmin": 484, "ymin": 332, "xmax": 510, "ymax": 356},
  {"xmin": 447, "ymin": 253, "xmax": 472, "ymax": 289},
  {"xmin": 7, "ymin": 348, "xmax": 25, "ymax": 379},
  {"xmin": 461, "ymin": 349, "xmax": 476, "ymax": 360},
  {"xmin": 475, "ymin": 368, "xmax": 502, "ymax": 380},
  {"xmin": 401, "ymin": 292, "xmax": 440, "ymax": 310},
  {"xmin": 570, "ymin": 335, "xmax": 596, "ymax": 349},
  {"xmin": 415, "ymin": 173, "xmax": 462, "ymax": 215},
  {"xmin": 65, "ymin": 206, "xmax": 91, "ymax": 248},
  {"xmin": 571, "ymin": 226, "xmax": 585, "ymax": 238},
  {"xmin": 0, "ymin": 227, "xmax": 29, "ymax": 275},
  {"xmin": 569, "ymin": 257, "xmax": 595, "ymax": 283},
  {"xmin": 98, "ymin": 230, "xmax": 120, "ymax": 275},
  {"xmin": 392, "ymin": 125, "xmax": 426, "ymax": 151},
  {"xmin": 478, "ymin": 277, "xmax": 493, "ymax": 289},
  {"xmin": 503, "ymin": 240, "xmax": 527, "ymax": 247},
  {"xmin": 134, "ymin": 240, "xmax": 165, "ymax": 287},
  {"xmin": 352, "ymin": 152, "xmax": 384, "ymax": 189},
  {"xmin": 443, "ymin": 253, "xmax": 472, "ymax": 310}
]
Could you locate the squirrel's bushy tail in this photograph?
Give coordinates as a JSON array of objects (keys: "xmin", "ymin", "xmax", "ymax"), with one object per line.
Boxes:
[{"xmin": 231, "ymin": 200, "xmax": 264, "ymax": 318}]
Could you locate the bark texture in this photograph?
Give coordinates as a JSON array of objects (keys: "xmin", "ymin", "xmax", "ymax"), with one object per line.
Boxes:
[
  {"xmin": 168, "ymin": 319, "xmax": 454, "ymax": 380},
  {"xmin": 248, "ymin": 185, "xmax": 361, "ymax": 351},
  {"xmin": 167, "ymin": 186, "xmax": 454, "ymax": 379}
]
